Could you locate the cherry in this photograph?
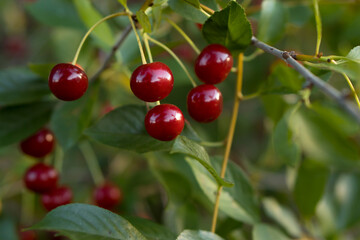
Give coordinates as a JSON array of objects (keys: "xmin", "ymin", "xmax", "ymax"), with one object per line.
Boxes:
[
  {"xmin": 48, "ymin": 63, "xmax": 88, "ymax": 101},
  {"xmin": 24, "ymin": 163, "xmax": 58, "ymax": 193},
  {"xmin": 20, "ymin": 128, "xmax": 55, "ymax": 158},
  {"xmin": 19, "ymin": 229, "xmax": 37, "ymax": 240},
  {"xmin": 94, "ymin": 182, "xmax": 122, "ymax": 210},
  {"xmin": 145, "ymin": 104, "xmax": 184, "ymax": 141},
  {"xmin": 130, "ymin": 62, "xmax": 174, "ymax": 102},
  {"xmin": 41, "ymin": 186, "xmax": 72, "ymax": 211},
  {"xmin": 194, "ymin": 44, "xmax": 233, "ymax": 84},
  {"xmin": 187, "ymin": 84, "xmax": 223, "ymax": 123}
]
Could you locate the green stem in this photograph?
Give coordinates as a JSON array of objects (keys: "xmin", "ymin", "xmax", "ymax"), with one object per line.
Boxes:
[
  {"xmin": 72, "ymin": 12, "xmax": 128, "ymax": 65},
  {"xmin": 79, "ymin": 142, "xmax": 105, "ymax": 186},
  {"xmin": 342, "ymin": 73, "xmax": 360, "ymax": 110},
  {"xmin": 243, "ymin": 49, "xmax": 264, "ymax": 62},
  {"xmin": 313, "ymin": 0, "xmax": 322, "ymax": 56},
  {"xmin": 54, "ymin": 145, "xmax": 64, "ymax": 174},
  {"xmin": 146, "ymin": 35, "xmax": 197, "ymax": 87},
  {"xmin": 294, "ymin": 54, "xmax": 347, "ymax": 63},
  {"xmin": 127, "ymin": 12, "xmax": 147, "ymax": 64},
  {"xmin": 166, "ymin": 18, "xmax": 200, "ymax": 54},
  {"xmin": 143, "ymin": 33, "xmax": 153, "ymax": 63}
]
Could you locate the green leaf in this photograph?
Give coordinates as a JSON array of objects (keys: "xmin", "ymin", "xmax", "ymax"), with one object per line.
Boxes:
[
  {"xmin": 85, "ymin": 105, "xmax": 174, "ymax": 153},
  {"xmin": 0, "ymin": 68, "xmax": 50, "ymax": 106},
  {"xmin": 168, "ymin": 0, "xmax": 213, "ymax": 23},
  {"xmin": 30, "ymin": 203, "xmax": 147, "ymax": 239},
  {"xmin": 187, "ymin": 157, "xmax": 259, "ymax": 224},
  {"xmin": 176, "ymin": 230, "xmax": 224, "ymax": 240},
  {"xmin": 0, "ymin": 215, "xmax": 18, "ymax": 240},
  {"xmin": 136, "ymin": 10, "xmax": 152, "ymax": 33},
  {"xmin": 258, "ymin": 0, "xmax": 287, "ymax": 44},
  {"xmin": 289, "ymin": 105, "xmax": 360, "ymax": 168},
  {"xmin": 293, "ymin": 159, "xmax": 329, "ymax": 218},
  {"xmin": 86, "ymin": 105, "xmax": 230, "ymax": 187},
  {"xmin": 124, "ymin": 216, "xmax": 177, "ymax": 240},
  {"xmin": 0, "ymin": 102, "xmax": 54, "ymax": 147},
  {"xmin": 253, "ymin": 224, "xmax": 290, "ymax": 240},
  {"xmin": 50, "ymin": 86, "xmax": 97, "ymax": 151},
  {"xmin": 202, "ymin": 1, "xmax": 252, "ymax": 53},
  {"xmin": 273, "ymin": 106, "xmax": 301, "ymax": 167},
  {"xmin": 74, "ymin": 0, "xmax": 114, "ymax": 48},
  {"xmin": 347, "ymin": 46, "xmax": 360, "ymax": 62},
  {"xmin": 262, "ymin": 198, "xmax": 302, "ymax": 237},
  {"xmin": 28, "ymin": 63, "xmax": 54, "ymax": 79},
  {"xmin": 118, "ymin": 0, "xmax": 127, "ymax": 8},
  {"xmin": 25, "ymin": 0, "xmax": 84, "ymax": 29},
  {"xmin": 173, "ymin": 136, "xmax": 232, "ymax": 187}
]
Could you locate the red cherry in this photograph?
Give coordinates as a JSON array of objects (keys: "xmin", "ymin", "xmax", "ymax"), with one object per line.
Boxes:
[
  {"xmin": 41, "ymin": 186, "xmax": 72, "ymax": 211},
  {"xmin": 130, "ymin": 62, "xmax": 174, "ymax": 102},
  {"xmin": 195, "ymin": 44, "xmax": 233, "ymax": 84},
  {"xmin": 24, "ymin": 163, "xmax": 58, "ymax": 193},
  {"xmin": 196, "ymin": 23, "xmax": 203, "ymax": 30},
  {"xmin": 144, "ymin": 104, "xmax": 184, "ymax": 141},
  {"xmin": 94, "ymin": 182, "xmax": 122, "ymax": 210},
  {"xmin": 20, "ymin": 128, "xmax": 55, "ymax": 158},
  {"xmin": 19, "ymin": 229, "xmax": 37, "ymax": 240},
  {"xmin": 187, "ymin": 84, "xmax": 223, "ymax": 123},
  {"xmin": 48, "ymin": 63, "xmax": 88, "ymax": 101}
]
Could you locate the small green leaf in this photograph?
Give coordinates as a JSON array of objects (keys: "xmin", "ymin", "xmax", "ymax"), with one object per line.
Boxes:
[
  {"xmin": 253, "ymin": 224, "xmax": 290, "ymax": 240},
  {"xmin": 294, "ymin": 159, "xmax": 329, "ymax": 218},
  {"xmin": 347, "ymin": 46, "xmax": 360, "ymax": 62},
  {"xmin": 124, "ymin": 216, "xmax": 177, "ymax": 240},
  {"xmin": 0, "ymin": 102, "xmax": 54, "ymax": 147},
  {"xmin": 273, "ymin": 106, "xmax": 301, "ymax": 167},
  {"xmin": 74, "ymin": 0, "xmax": 114, "ymax": 48},
  {"xmin": 172, "ymin": 136, "xmax": 233, "ymax": 187},
  {"xmin": 168, "ymin": 0, "xmax": 213, "ymax": 23},
  {"xmin": 258, "ymin": 0, "xmax": 287, "ymax": 44},
  {"xmin": 118, "ymin": 0, "xmax": 127, "ymax": 8},
  {"xmin": 187, "ymin": 157, "xmax": 259, "ymax": 224},
  {"xmin": 25, "ymin": 0, "xmax": 84, "ymax": 29},
  {"xmin": 136, "ymin": 10, "xmax": 152, "ymax": 33},
  {"xmin": 30, "ymin": 203, "xmax": 147, "ymax": 239},
  {"xmin": 50, "ymin": 86, "xmax": 98, "ymax": 151},
  {"xmin": 0, "ymin": 67, "xmax": 50, "ymax": 106},
  {"xmin": 263, "ymin": 198, "xmax": 302, "ymax": 237},
  {"xmin": 176, "ymin": 230, "xmax": 224, "ymax": 240},
  {"xmin": 202, "ymin": 1, "xmax": 252, "ymax": 53}
]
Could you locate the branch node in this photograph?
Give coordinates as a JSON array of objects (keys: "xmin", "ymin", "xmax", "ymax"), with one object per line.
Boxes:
[{"xmin": 282, "ymin": 51, "xmax": 290, "ymax": 60}]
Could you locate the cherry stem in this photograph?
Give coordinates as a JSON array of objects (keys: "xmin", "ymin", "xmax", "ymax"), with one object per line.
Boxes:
[
  {"xmin": 72, "ymin": 12, "xmax": 128, "ymax": 66},
  {"xmin": 294, "ymin": 53, "xmax": 347, "ymax": 63},
  {"xmin": 342, "ymin": 73, "xmax": 360, "ymax": 110},
  {"xmin": 146, "ymin": 35, "xmax": 197, "ymax": 87},
  {"xmin": 200, "ymin": 3, "xmax": 215, "ymax": 15},
  {"xmin": 143, "ymin": 32, "xmax": 153, "ymax": 63},
  {"xmin": 313, "ymin": 0, "xmax": 322, "ymax": 56},
  {"xmin": 127, "ymin": 12, "xmax": 148, "ymax": 65},
  {"xmin": 211, "ymin": 53, "xmax": 244, "ymax": 233},
  {"xmin": 21, "ymin": 190, "xmax": 35, "ymax": 226},
  {"xmin": 166, "ymin": 18, "xmax": 200, "ymax": 55},
  {"xmin": 54, "ymin": 145, "xmax": 64, "ymax": 174},
  {"xmin": 243, "ymin": 49, "xmax": 264, "ymax": 62},
  {"xmin": 200, "ymin": 140, "xmax": 225, "ymax": 147},
  {"xmin": 79, "ymin": 141, "xmax": 105, "ymax": 186}
]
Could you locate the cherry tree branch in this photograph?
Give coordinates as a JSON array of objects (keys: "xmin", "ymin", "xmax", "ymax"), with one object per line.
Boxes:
[
  {"xmin": 251, "ymin": 36, "xmax": 360, "ymax": 124},
  {"xmin": 91, "ymin": 25, "xmax": 132, "ymax": 82}
]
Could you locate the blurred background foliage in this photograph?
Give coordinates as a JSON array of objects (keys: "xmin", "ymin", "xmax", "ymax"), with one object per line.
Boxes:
[{"xmin": 0, "ymin": 0, "xmax": 360, "ymax": 239}]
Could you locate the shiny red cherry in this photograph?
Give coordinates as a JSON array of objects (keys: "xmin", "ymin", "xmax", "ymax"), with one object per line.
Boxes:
[
  {"xmin": 19, "ymin": 229, "xmax": 37, "ymax": 240},
  {"xmin": 130, "ymin": 62, "xmax": 174, "ymax": 102},
  {"xmin": 187, "ymin": 84, "xmax": 223, "ymax": 123},
  {"xmin": 20, "ymin": 128, "xmax": 55, "ymax": 158},
  {"xmin": 48, "ymin": 63, "xmax": 88, "ymax": 101},
  {"xmin": 24, "ymin": 163, "xmax": 58, "ymax": 193},
  {"xmin": 41, "ymin": 186, "xmax": 72, "ymax": 211},
  {"xmin": 144, "ymin": 104, "xmax": 184, "ymax": 141},
  {"xmin": 195, "ymin": 44, "xmax": 233, "ymax": 84},
  {"xmin": 94, "ymin": 182, "xmax": 122, "ymax": 210}
]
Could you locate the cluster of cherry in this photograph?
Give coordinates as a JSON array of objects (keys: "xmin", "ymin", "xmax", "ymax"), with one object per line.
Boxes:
[{"xmin": 20, "ymin": 129, "xmax": 122, "ymax": 212}]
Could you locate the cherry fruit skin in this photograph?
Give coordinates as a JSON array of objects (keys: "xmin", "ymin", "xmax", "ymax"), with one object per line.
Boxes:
[
  {"xmin": 41, "ymin": 186, "xmax": 72, "ymax": 211},
  {"xmin": 48, "ymin": 63, "xmax": 88, "ymax": 101},
  {"xmin": 187, "ymin": 84, "xmax": 223, "ymax": 123},
  {"xmin": 195, "ymin": 44, "xmax": 233, "ymax": 84},
  {"xmin": 130, "ymin": 62, "xmax": 174, "ymax": 102},
  {"xmin": 94, "ymin": 182, "xmax": 122, "ymax": 210},
  {"xmin": 24, "ymin": 163, "xmax": 58, "ymax": 193},
  {"xmin": 145, "ymin": 104, "xmax": 184, "ymax": 141},
  {"xmin": 20, "ymin": 128, "xmax": 55, "ymax": 158}
]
